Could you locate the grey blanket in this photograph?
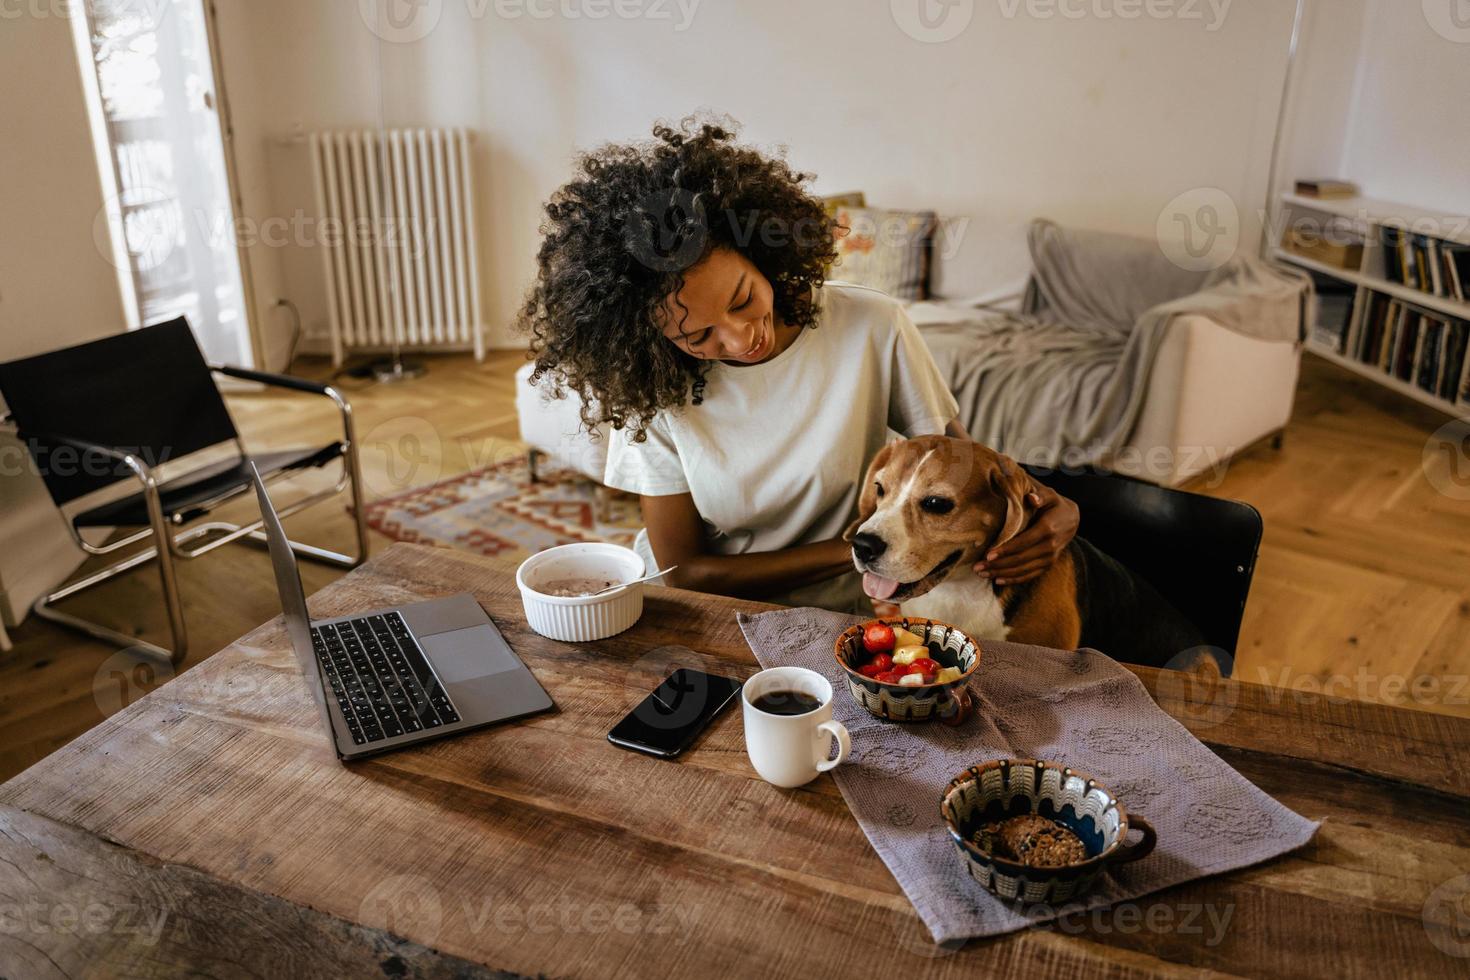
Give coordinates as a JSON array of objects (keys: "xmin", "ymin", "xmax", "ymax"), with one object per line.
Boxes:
[{"xmin": 914, "ymin": 220, "xmax": 1309, "ymax": 467}]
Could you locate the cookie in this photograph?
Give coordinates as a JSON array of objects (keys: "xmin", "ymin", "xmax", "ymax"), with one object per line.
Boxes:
[{"xmin": 972, "ymin": 814, "xmax": 1087, "ymax": 867}]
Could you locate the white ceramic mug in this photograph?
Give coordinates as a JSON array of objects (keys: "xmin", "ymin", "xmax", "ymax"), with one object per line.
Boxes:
[{"xmin": 742, "ymin": 666, "xmax": 851, "ymax": 788}]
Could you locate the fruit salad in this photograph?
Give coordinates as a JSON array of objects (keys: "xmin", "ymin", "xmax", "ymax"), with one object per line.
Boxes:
[{"xmin": 852, "ymin": 622, "xmax": 964, "ymax": 687}]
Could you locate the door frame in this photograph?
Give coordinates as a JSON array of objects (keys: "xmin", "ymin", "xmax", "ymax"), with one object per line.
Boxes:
[{"xmin": 200, "ymin": 0, "xmax": 265, "ymax": 369}]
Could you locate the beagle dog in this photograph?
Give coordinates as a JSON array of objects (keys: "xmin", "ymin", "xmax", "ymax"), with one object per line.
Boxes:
[{"xmin": 844, "ymin": 435, "xmax": 1202, "ymax": 665}]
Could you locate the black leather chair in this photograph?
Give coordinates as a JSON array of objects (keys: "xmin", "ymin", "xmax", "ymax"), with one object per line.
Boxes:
[
  {"xmin": 0, "ymin": 317, "xmax": 368, "ymax": 665},
  {"xmin": 1025, "ymin": 464, "xmax": 1262, "ymax": 675}
]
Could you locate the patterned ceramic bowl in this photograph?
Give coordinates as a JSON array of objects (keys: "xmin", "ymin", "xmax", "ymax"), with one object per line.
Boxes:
[
  {"xmin": 833, "ymin": 617, "xmax": 980, "ymax": 724},
  {"xmin": 940, "ymin": 759, "xmax": 1157, "ymax": 904}
]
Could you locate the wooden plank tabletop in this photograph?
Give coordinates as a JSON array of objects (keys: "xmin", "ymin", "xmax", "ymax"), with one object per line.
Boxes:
[{"xmin": 3, "ymin": 542, "xmax": 1470, "ymax": 979}]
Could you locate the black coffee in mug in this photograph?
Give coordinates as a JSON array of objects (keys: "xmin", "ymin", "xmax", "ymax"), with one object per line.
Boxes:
[{"xmin": 751, "ymin": 690, "xmax": 822, "ymax": 716}]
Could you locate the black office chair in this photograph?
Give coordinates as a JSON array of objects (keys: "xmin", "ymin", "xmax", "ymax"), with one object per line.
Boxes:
[
  {"xmin": 1025, "ymin": 464, "xmax": 1262, "ymax": 675},
  {"xmin": 0, "ymin": 317, "xmax": 368, "ymax": 666}
]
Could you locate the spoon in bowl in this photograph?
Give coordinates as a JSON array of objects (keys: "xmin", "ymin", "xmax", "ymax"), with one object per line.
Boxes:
[{"xmin": 590, "ymin": 565, "xmax": 677, "ymax": 596}]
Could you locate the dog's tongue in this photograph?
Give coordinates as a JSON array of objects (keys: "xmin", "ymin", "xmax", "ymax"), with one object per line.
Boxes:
[{"xmin": 862, "ymin": 572, "xmax": 901, "ymax": 601}]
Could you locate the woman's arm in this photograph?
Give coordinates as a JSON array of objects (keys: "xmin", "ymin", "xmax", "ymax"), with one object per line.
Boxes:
[
  {"xmin": 944, "ymin": 419, "xmax": 1079, "ymax": 585},
  {"xmin": 641, "ymin": 492, "xmax": 853, "ymax": 600}
]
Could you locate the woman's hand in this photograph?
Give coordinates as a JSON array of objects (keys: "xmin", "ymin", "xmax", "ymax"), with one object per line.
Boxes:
[{"xmin": 973, "ymin": 484, "xmax": 1079, "ymax": 586}]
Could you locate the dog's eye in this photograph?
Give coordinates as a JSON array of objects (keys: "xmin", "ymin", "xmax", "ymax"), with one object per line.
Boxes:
[
  {"xmin": 920, "ymin": 496, "xmax": 954, "ymax": 515},
  {"xmin": 875, "ymin": 482, "xmax": 885, "ymax": 499}
]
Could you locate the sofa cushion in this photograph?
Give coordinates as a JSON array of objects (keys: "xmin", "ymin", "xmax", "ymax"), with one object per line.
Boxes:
[{"xmin": 831, "ymin": 206, "xmax": 936, "ymax": 300}]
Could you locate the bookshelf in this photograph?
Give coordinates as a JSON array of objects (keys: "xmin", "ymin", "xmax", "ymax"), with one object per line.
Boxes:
[{"xmin": 1270, "ymin": 193, "xmax": 1470, "ymax": 419}]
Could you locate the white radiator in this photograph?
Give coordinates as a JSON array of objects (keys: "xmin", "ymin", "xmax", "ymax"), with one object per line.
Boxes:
[{"xmin": 309, "ymin": 128, "xmax": 484, "ymax": 363}]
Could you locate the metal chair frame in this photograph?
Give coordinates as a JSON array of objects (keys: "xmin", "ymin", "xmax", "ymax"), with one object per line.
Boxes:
[{"xmin": 4, "ymin": 367, "xmax": 368, "ymax": 667}]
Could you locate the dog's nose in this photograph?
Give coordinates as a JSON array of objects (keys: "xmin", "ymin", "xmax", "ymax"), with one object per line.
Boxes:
[{"xmin": 851, "ymin": 532, "xmax": 887, "ymax": 564}]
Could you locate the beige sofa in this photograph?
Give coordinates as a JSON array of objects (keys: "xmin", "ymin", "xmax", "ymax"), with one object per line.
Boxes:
[
  {"xmin": 515, "ymin": 362, "xmax": 613, "ymax": 482},
  {"xmin": 1120, "ymin": 313, "xmax": 1299, "ymax": 485}
]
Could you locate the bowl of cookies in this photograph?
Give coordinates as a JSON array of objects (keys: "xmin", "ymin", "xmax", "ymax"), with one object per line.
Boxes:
[
  {"xmin": 940, "ymin": 758, "xmax": 1156, "ymax": 904},
  {"xmin": 833, "ymin": 617, "xmax": 980, "ymax": 724}
]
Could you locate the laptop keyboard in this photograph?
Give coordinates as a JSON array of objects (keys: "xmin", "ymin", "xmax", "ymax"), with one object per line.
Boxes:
[{"xmin": 310, "ymin": 612, "xmax": 460, "ymax": 746}]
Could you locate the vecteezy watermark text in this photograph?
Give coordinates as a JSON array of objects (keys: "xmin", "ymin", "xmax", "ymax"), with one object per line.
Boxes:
[
  {"xmin": 996, "ymin": 0, "xmax": 1232, "ymax": 30},
  {"xmin": 358, "ymin": 0, "xmax": 700, "ymax": 43},
  {"xmin": 359, "ymin": 874, "xmax": 699, "ymax": 946},
  {"xmin": 1254, "ymin": 665, "xmax": 1470, "ymax": 709},
  {"xmin": 892, "ymin": 0, "xmax": 1233, "ymax": 42},
  {"xmin": 1422, "ymin": 0, "xmax": 1470, "ymax": 44},
  {"xmin": 0, "ymin": 0, "xmax": 170, "ymax": 27},
  {"xmin": 0, "ymin": 901, "xmax": 169, "ymax": 946}
]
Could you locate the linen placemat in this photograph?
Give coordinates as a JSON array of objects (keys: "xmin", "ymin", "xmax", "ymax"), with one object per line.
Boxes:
[{"xmin": 737, "ymin": 606, "xmax": 1319, "ymax": 944}]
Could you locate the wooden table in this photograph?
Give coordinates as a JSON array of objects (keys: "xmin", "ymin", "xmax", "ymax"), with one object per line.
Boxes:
[{"xmin": 3, "ymin": 543, "xmax": 1470, "ymax": 979}]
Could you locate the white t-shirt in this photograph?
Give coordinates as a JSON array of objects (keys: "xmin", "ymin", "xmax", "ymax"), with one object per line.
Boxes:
[{"xmin": 603, "ymin": 281, "xmax": 960, "ymax": 612}]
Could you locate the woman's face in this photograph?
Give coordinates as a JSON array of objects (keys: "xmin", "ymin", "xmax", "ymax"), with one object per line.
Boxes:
[{"xmin": 658, "ymin": 247, "xmax": 781, "ymax": 365}]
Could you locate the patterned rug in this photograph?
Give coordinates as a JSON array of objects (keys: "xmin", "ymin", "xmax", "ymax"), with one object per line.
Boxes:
[{"xmin": 364, "ymin": 454, "xmax": 643, "ymax": 564}]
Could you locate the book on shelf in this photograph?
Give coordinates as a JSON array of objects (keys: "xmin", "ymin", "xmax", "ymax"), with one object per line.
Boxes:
[
  {"xmin": 1416, "ymin": 319, "xmax": 1441, "ymax": 391},
  {"xmin": 1372, "ymin": 300, "xmax": 1391, "ymax": 367},
  {"xmin": 1393, "ymin": 312, "xmax": 1419, "ymax": 381},
  {"xmin": 1380, "ymin": 225, "xmax": 1409, "ymax": 287},
  {"xmin": 1383, "ymin": 302, "xmax": 1405, "ymax": 372},
  {"xmin": 1294, "ymin": 178, "xmax": 1359, "ymax": 199},
  {"xmin": 1431, "ymin": 321, "xmax": 1456, "ymax": 399},
  {"xmin": 1348, "ymin": 289, "xmax": 1470, "ymax": 404},
  {"xmin": 1390, "ymin": 305, "xmax": 1407, "ymax": 370},
  {"xmin": 1428, "ymin": 239, "xmax": 1445, "ymax": 297},
  {"xmin": 1459, "ymin": 325, "xmax": 1470, "ymax": 405},
  {"xmin": 1353, "ymin": 292, "xmax": 1391, "ymax": 363},
  {"xmin": 1447, "ymin": 322, "xmax": 1470, "ymax": 401},
  {"xmin": 1444, "ymin": 242, "xmax": 1470, "ymax": 302},
  {"xmin": 1437, "ymin": 323, "xmax": 1450, "ymax": 394},
  {"xmin": 1379, "ymin": 227, "xmax": 1469, "ymax": 301}
]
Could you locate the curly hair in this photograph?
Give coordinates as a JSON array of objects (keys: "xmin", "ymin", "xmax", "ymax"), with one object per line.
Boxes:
[{"xmin": 516, "ymin": 116, "xmax": 838, "ymax": 442}]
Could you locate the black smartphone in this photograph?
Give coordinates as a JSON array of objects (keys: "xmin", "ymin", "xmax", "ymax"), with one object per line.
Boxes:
[{"xmin": 607, "ymin": 668, "xmax": 744, "ymax": 759}]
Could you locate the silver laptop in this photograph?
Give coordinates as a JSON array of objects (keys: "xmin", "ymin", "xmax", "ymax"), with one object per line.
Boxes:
[{"xmin": 250, "ymin": 463, "xmax": 553, "ymax": 761}]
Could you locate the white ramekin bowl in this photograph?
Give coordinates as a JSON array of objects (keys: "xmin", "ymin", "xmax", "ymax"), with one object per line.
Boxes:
[{"xmin": 515, "ymin": 542, "xmax": 647, "ymax": 642}]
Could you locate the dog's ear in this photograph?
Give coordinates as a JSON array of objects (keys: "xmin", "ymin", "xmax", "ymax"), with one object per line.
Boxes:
[
  {"xmin": 988, "ymin": 454, "xmax": 1038, "ymax": 548},
  {"xmin": 843, "ymin": 442, "xmax": 895, "ymax": 542}
]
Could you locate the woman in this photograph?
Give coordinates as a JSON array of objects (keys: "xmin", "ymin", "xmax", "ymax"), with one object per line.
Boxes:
[{"xmin": 518, "ymin": 119, "xmax": 1077, "ymax": 613}]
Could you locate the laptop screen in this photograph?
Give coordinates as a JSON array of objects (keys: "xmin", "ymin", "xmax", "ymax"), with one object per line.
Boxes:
[{"xmin": 249, "ymin": 462, "xmax": 336, "ymax": 739}]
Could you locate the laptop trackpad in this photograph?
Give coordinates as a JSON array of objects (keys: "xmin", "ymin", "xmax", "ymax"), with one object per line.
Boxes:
[{"xmin": 421, "ymin": 626, "xmax": 524, "ymax": 682}]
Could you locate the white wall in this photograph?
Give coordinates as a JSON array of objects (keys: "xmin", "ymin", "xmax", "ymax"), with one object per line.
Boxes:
[
  {"xmin": 1276, "ymin": 0, "xmax": 1470, "ymax": 221},
  {"xmin": 216, "ymin": 0, "xmax": 1307, "ymax": 357},
  {"xmin": 1278, "ymin": 0, "xmax": 1368, "ymax": 190},
  {"xmin": 0, "ymin": 8, "xmax": 127, "ymax": 624},
  {"xmin": 0, "ymin": 10, "xmax": 126, "ymax": 357},
  {"xmin": 1335, "ymin": 0, "xmax": 1470, "ymax": 216},
  {"xmin": 211, "ymin": 0, "xmax": 385, "ymax": 369}
]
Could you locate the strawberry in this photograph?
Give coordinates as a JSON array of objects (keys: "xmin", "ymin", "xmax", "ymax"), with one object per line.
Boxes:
[{"xmin": 862, "ymin": 622, "xmax": 896, "ymax": 654}]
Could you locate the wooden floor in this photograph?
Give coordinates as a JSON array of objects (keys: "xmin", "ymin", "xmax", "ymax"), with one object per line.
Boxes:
[
  {"xmin": 2, "ymin": 350, "xmax": 1467, "ymax": 781},
  {"xmin": 1205, "ymin": 356, "xmax": 1470, "ymax": 717}
]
